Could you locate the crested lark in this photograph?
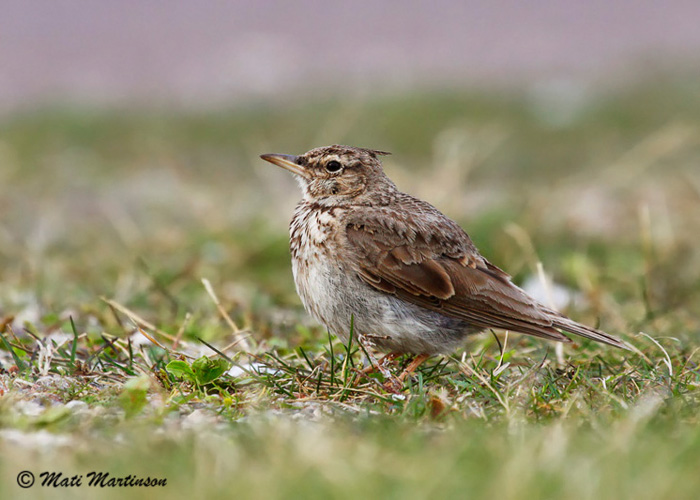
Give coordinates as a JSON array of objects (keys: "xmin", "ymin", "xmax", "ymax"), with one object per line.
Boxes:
[{"xmin": 261, "ymin": 145, "xmax": 628, "ymax": 382}]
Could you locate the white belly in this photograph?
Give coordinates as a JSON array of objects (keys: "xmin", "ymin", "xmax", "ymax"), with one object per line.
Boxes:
[{"xmin": 289, "ymin": 203, "xmax": 469, "ymax": 354}]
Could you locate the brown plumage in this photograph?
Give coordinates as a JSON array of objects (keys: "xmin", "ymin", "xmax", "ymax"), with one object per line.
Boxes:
[{"xmin": 260, "ymin": 145, "xmax": 629, "ymax": 363}]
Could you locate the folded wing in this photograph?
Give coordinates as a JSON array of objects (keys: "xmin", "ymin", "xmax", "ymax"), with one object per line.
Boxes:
[{"xmin": 345, "ymin": 209, "xmax": 627, "ymax": 349}]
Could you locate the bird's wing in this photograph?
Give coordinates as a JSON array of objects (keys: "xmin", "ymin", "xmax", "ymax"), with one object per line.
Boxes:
[{"xmin": 345, "ymin": 204, "xmax": 626, "ymax": 348}]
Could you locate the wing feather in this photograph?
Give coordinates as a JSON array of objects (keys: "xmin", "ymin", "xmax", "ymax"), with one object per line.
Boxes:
[{"xmin": 345, "ymin": 207, "xmax": 627, "ymax": 349}]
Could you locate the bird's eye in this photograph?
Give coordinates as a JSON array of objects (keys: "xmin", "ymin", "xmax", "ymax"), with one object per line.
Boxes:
[{"xmin": 325, "ymin": 160, "xmax": 342, "ymax": 173}]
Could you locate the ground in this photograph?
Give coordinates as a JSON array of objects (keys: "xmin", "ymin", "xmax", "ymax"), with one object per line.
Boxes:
[{"xmin": 1, "ymin": 80, "xmax": 699, "ymax": 499}]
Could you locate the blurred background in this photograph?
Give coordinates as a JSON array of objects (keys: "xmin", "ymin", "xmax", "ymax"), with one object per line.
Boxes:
[
  {"xmin": 3, "ymin": 5, "xmax": 700, "ymax": 496},
  {"xmin": 1, "ymin": 0, "xmax": 699, "ymax": 340},
  {"xmin": 3, "ymin": 0, "xmax": 700, "ymax": 111}
]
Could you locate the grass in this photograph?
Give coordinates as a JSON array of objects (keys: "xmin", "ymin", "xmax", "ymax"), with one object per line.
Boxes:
[{"xmin": 1, "ymin": 77, "xmax": 700, "ymax": 499}]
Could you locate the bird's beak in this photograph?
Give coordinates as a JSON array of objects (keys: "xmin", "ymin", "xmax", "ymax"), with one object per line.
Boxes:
[{"xmin": 260, "ymin": 153, "xmax": 309, "ymax": 179}]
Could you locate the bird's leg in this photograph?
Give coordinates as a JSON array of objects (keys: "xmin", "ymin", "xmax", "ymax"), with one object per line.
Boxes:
[
  {"xmin": 356, "ymin": 334, "xmax": 394, "ymax": 380},
  {"xmin": 354, "ymin": 352, "xmax": 403, "ymax": 391},
  {"xmin": 383, "ymin": 353, "xmax": 431, "ymax": 392},
  {"xmin": 360, "ymin": 352, "xmax": 401, "ymax": 375},
  {"xmin": 397, "ymin": 353, "xmax": 431, "ymax": 382}
]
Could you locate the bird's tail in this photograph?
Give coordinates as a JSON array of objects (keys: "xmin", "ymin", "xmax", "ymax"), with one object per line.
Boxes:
[{"xmin": 551, "ymin": 316, "xmax": 631, "ymax": 350}]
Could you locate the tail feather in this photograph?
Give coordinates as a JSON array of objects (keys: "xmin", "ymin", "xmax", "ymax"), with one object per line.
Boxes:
[{"xmin": 551, "ymin": 316, "xmax": 631, "ymax": 350}]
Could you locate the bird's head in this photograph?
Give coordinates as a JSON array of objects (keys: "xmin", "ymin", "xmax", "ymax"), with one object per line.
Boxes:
[{"xmin": 260, "ymin": 145, "xmax": 396, "ymax": 205}]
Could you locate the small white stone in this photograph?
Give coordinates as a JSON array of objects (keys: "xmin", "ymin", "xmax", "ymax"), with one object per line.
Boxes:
[
  {"xmin": 182, "ymin": 409, "xmax": 217, "ymax": 431},
  {"xmin": 14, "ymin": 400, "xmax": 45, "ymax": 417}
]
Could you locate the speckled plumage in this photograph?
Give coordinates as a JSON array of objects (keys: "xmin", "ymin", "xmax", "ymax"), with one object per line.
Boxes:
[{"xmin": 261, "ymin": 145, "xmax": 628, "ymax": 356}]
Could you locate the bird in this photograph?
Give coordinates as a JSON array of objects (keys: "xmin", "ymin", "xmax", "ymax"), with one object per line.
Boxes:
[{"xmin": 260, "ymin": 145, "xmax": 628, "ymax": 387}]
